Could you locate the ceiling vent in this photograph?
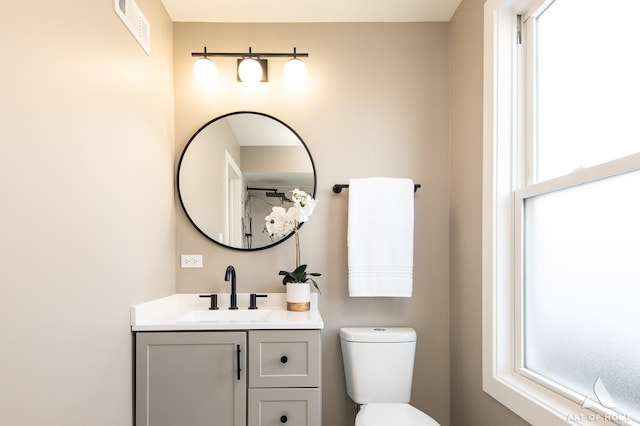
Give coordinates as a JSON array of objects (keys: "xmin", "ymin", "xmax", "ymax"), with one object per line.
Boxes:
[{"xmin": 114, "ymin": 0, "xmax": 150, "ymax": 55}]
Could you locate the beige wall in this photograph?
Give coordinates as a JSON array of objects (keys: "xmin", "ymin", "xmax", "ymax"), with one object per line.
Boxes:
[
  {"xmin": 174, "ymin": 22, "xmax": 451, "ymax": 426},
  {"xmin": 0, "ymin": 1, "xmax": 175, "ymax": 425},
  {"xmin": 449, "ymin": 0, "xmax": 530, "ymax": 425}
]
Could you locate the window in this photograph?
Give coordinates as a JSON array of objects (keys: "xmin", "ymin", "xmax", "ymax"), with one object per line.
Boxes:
[
  {"xmin": 531, "ymin": 0, "xmax": 640, "ymax": 183},
  {"xmin": 483, "ymin": 0, "xmax": 640, "ymax": 424}
]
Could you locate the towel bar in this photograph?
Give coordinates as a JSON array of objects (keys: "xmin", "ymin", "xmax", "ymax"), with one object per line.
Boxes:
[{"xmin": 332, "ymin": 183, "xmax": 421, "ymax": 194}]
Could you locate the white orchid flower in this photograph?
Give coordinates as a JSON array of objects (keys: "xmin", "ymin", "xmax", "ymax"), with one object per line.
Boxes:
[
  {"xmin": 297, "ymin": 197, "xmax": 317, "ymax": 223},
  {"xmin": 265, "ymin": 206, "xmax": 294, "ymax": 237},
  {"xmin": 265, "ymin": 190, "xmax": 318, "ymax": 236},
  {"xmin": 289, "ymin": 189, "xmax": 318, "ymax": 223},
  {"xmin": 264, "ymin": 190, "xmax": 321, "ymax": 292}
]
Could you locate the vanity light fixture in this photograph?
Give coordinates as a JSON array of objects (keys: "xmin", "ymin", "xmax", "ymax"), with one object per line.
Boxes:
[
  {"xmin": 192, "ymin": 47, "xmax": 218, "ymax": 85},
  {"xmin": 283, "ymin": 48, "xmax": 308, "ymax": 84},
  {"xmin": 237, "ymin": 50, "xmax": 265, "ymax": 83},
  {"xmin": 191, "ymin": 46, "xmax": 309, "ymax": 84}
]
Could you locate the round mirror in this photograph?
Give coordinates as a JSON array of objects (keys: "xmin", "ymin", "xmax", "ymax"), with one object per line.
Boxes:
[{"xmin": 177, "ymin": 111, "xmax": 316, "ymax": 250}]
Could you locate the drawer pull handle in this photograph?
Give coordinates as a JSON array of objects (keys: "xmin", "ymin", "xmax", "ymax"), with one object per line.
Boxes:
[
  {"xmin": 280, "ymin": 415, "xmax": 288, "ymax": 423},
  {"xmin": 280, "ymin": 355, "xmax": 288, "ymax": 364}
]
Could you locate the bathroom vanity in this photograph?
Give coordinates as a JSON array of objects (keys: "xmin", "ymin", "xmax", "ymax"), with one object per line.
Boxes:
[{"xmin": 131, "ymin": 293, "xmax": 323, "ymax": 426}]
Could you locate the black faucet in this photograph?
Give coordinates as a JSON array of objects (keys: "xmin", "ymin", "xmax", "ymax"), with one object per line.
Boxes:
[{"xmin": 225, "ymin": 265, "xmax": 238, "ymax": 310}]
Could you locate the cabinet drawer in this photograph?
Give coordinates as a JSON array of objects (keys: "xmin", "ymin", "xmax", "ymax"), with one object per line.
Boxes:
[
  {"xmin": 249, "ymin": 330, "xmax": 321, "ymax": 388},
  {"xmin": 248, "ymin": 388, "xmax": 320, "ymax": 426}
]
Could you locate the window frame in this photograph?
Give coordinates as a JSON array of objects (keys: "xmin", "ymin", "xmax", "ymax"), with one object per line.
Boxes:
[{"xmin": 482, "ymin": 1, "xmax": 640, "ymax": 425}]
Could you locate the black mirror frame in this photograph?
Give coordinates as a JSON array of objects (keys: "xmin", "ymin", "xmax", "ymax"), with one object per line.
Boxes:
[{"xmin": 176, "ymin": 111, "xmax": 317, "ymax": 251}]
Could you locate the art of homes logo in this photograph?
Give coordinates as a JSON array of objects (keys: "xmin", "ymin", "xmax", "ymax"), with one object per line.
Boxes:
[
  {"xmin": 581, "ymin": 377, "xmax": 616, "ymax": 410},
  {"xmin": 566, "ymin": 377, "xmax": 633, "ymax": 423}
]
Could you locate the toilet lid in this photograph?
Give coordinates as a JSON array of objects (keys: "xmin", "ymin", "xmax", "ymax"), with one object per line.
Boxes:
[{"xmin": 355, "ymin": 404, "xmax": 440, "ymax": 426}]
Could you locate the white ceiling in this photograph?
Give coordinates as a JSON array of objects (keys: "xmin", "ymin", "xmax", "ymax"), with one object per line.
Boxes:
[{"xmin": 160, "ymin": 0, "xmax": 463, "ymax": 23}]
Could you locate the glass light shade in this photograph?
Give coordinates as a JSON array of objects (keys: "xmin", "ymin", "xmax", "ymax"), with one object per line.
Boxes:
[
  {"xmin": 193, "ymin": 58, "xmax": 218, "ymax": 84},
  {"xmin": 283, "ymin": 58, "xmax": 307, "ymax": 83},
  {"xmin": 238, "ymin": 58, "xmax": 263, "ymax": 83}
]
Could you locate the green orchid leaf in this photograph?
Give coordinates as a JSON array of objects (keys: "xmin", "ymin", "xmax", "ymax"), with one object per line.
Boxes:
[{"xmin": 278, "ymin": 264, "xmax": 321, "ymax": 291}]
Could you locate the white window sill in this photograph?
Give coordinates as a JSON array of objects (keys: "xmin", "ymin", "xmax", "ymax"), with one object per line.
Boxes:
[{"xmin": 483, "ymin": 369, "xmax": 633, "ymax": 425}]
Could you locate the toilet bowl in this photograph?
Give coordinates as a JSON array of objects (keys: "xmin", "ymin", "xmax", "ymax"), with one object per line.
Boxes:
[
  {"xmin": 355, "ymin": 403, "xmax": 440, "ymax": 426},
  {"xmin": 340, "ymin": 327, "xmax": 440, "ymax": 426}
]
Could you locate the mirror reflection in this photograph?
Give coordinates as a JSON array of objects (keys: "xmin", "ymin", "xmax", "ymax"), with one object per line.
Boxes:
[{"xmin": 177, "ymin": 112, "xmax": 316, "ymax": 250}]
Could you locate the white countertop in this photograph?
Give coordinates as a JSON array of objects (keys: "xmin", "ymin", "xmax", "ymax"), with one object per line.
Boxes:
[{"xmin": 131, "ymin": 293, "xmax": 324, "ymax": 331}]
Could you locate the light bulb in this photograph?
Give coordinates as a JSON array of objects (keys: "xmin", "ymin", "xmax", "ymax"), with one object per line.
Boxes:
[
  {"xmin": 193, "ymin": 58, "xmax": 218, "ymax": 84},
  {"xmin": 238, "ymin": 58, "xmax": 263, "ymax": 83},
  {"xmin": 283, "ymin": 58, "xmax": 307, "ymax": 83}
]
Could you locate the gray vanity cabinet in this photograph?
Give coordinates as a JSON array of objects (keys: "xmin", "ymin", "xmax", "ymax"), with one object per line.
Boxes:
[
  {"xmin": 135, "ymin": 331, "xmax": 246, "ymax": 426},
  {"xmin": 134, "ymin": 329, "xmax": 321, "ymax": 426}
]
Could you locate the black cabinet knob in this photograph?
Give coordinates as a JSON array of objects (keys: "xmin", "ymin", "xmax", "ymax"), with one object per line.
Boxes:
[
  {"xmin": 280, "ymin": 355, "xmax": 288, "ymax": 364},
  {"xmin": 280, "ymin": 415, "xmax": 288, "ymax": 423}
]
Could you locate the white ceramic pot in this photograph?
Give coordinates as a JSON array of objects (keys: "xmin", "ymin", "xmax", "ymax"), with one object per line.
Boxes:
[{"xmin": 286, "ymin": 282, "xmax": 311, "ymax": 312}]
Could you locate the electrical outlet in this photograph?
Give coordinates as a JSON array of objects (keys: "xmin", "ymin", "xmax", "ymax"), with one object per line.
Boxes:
[{"xmin": 181, "ymin": 254, "xmax": 203, "ymax": 268}]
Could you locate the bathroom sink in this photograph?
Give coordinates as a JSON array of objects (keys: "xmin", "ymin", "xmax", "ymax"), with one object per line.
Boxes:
[
  {"xmin": 131, "ymin": 293, "xmax": 324, "ymax": 330},
  {"xmin": 176, "ymin": 309, "xmax": 273, "ymax": 323}
]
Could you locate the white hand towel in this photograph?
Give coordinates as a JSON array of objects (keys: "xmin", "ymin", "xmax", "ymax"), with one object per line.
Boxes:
[{"xmin": 348, "ymin": 177, "xmax": 414, "ymax": 297}]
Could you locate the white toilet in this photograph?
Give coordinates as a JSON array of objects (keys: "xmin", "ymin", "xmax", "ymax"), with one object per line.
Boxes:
[{"xmin": 339, "ymin": 327, "xmax": 440, "ymax": 426}]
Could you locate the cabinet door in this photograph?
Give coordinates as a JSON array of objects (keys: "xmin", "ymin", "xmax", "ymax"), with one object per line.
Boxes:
[
  {"xmin": 249, "ymin": 330, "xmax": 321, "ymax": 388},
  {"xmin": 136, "ymin": 331, "xmax": 246, "ymax": 426},
  {"xmin": 248, "ymin": 388, "xmax": 320, "ymax": 426}
]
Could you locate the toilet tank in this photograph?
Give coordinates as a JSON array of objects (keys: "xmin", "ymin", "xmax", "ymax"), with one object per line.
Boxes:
[{"xmin": 339, "ymin": 327, "xmax": 417, "ymax": 404}]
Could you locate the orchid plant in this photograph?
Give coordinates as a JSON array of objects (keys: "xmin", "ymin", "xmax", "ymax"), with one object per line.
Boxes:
[{"xmin": 265, "ymin": 189, "xmax": 321, "ymax": 293}]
